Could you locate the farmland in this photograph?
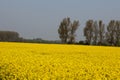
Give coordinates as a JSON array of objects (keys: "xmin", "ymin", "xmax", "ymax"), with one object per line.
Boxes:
[{"xmin": 0, "ymin": 42, "xmax": 120, "ymax": 80}]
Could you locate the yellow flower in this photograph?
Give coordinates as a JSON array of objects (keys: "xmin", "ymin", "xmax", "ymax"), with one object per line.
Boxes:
[{"xmin": 0, "ymin": 42, "xmax": 120, "ymax": 79}]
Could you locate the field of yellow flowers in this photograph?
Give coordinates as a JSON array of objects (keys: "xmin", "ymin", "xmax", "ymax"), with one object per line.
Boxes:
[{"xmin": 0, "ymin": 42, "xmax": 120, "ymax": 80}]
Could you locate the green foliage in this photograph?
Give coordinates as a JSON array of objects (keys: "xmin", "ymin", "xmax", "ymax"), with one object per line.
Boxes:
[{"xmin": 0, "ymin": 31, "xmax": 20, "ymax": 42}]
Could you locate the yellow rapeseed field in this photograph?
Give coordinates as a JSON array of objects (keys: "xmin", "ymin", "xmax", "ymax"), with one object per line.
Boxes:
[{"xmin": 0, "ymin": 42, "xmax": 120, "ymax": 80}]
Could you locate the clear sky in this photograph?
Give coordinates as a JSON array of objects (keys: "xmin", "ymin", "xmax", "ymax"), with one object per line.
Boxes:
[{"xmin": 0, "ymin": 0, "xmax": 120, "ymax": 41}]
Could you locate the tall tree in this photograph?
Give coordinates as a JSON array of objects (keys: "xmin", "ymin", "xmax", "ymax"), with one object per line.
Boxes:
[
  {"xmin": 92, "ymin": 21, "xmax": 98, "ymax": 45},
  {"xmin": 106, "ymin": 20, "xmax": 116, "ymax": 45},
  {"xmin": 69, "ymin": 20, "xmax": 79, "ymax": 43},
  {"xmin": 84, "ymin": 20, "xmax": 94, "ymax": 45},
  {"xmin": 58, "ymin": 17, "xmax": 71, "ymax": 43},
  {"xmin": 98, "ymin": 20, "xmax": 105, "ymax": 45},
  {"xmin": 58, "ymin": 17, "xmax": 79, "ymax": 43},
  {"xmin": 114, "ymin": 21, "xmax": 120, "ymax": 46}
]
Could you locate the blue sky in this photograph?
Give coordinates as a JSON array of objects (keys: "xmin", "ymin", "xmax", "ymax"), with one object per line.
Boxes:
[{"xmin": 0, "ymin": 0, "xmax": 120, "ymax": 40}]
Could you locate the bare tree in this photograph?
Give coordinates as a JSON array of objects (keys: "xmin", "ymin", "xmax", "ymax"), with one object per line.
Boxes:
[
  {"xmin": 84, "ymin": 20, "xmax": 94, "ymax": 45},
  {"xmin": 58, "ymin": 17, "xmax": 71, "ymax": 43},
  {"xmin": 58, "ymin": 17, "xmax": 79, "ymax": 43},
  {"xmin": 92, "ymin": 21, "xmax": 98, "ymax": 45},
  {"xmin": 98, "ymin": 20, "xmax": 105, "ymax": 45},
  {"xmin": 69, "ymin": 20, "xmax": 79, "ymax": 43},
  {"xmin": 114, "ymin": 21, "xmax": 120, "ymax": 46},
  {"xmin": 106, "ymin": 20, "xmax": 116, "ymax": 45}
]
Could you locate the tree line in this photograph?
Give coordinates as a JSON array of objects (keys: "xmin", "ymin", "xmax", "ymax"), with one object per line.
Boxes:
[
  {"xmin": 0, "ymin": 31, "xmax": 61, "ymax": 44},
  {"xmin": 0, "ymin": 31, "xmax": 22, "ymax": 42},
  {"xmin": 58, "ymin": 17, "xmax": 120, "ymax": 46},
  {"xmin": 0, "ymin": 17, "xmax": 120, "ymax": 46}
]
